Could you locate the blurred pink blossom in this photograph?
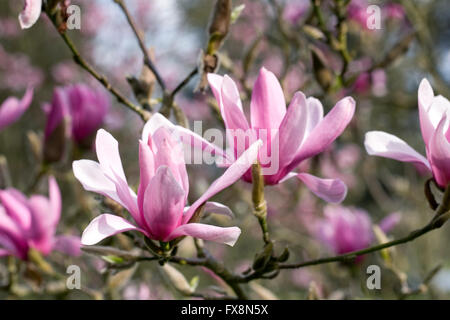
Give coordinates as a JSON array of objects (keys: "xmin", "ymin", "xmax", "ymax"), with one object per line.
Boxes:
[
  {"xmin": 0, "ymin": 87, "xmax": 33, "ymax": 131},
  {"xmin": 0, "ymin": 177, "xmax": 81, "ymax": 260}
]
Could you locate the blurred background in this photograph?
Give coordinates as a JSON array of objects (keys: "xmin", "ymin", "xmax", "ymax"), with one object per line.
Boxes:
[{"xmin": 1, "ymin": 0, "xmax": 450, "ymax": 299}]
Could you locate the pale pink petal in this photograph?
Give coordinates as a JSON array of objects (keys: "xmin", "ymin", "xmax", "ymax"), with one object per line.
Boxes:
[
  {"xmin": 142, "ymin": 113, "xmax": 229, "ymax": 166},
  {"xmin": 138, "ymin": 141, "xmax": 155, "ymax": 215},
  {"xmin": 429, "ymin": 115, "xmax": 450, "ymax": 187},
  {"xmin": 287, "ymin": 97, "xmax": 355, "ymax": 173},
  {"xmin": 203, "ymin": 201, "xmax": 233, "ymax": 218},
  {"xmin": 72, "ymin": 160, "xmax": 122, "ymax": 204},
  {"xmin": 418, "ymin": 78, "xmax": 436, "ymax": 147},
  {"xmin": 143, "ymin": 166, "xmax": 186, "ymax": 240},
  {"xmin": 95, "ymin": 129, "xmax": 126, "ymax": 181},
  {"xmin": 152, "ymin": 127, "xmax": 189, "ymax": 195},
  {"xmin": 81, "ymin": 214, "xmax": 145, "ymax": 245},
  {"xmin": 220, "ymin": 75, "xmax": 251, "ymax": 131},
  {"xmin": 52, "ymin": 235, "xmax": 81, "ymax": 256},
  {"xmin": 19, "ymin": 0, "xmax": 42, "ymax": 29},
  {"xmin": 168, "ymin": 223, "xmax": 241, "ymax": 246},
  {"xmin": 48, "ymin": 176, "xmax": 61, "ymax": 226},
  {"xmin": 183, "ymin": 140, "xmax": 262, "ymax": 224},
  {"xmin": 0, "ymin": 189, "xmax": 32, "ymax": 230},
  {"xmin": 305, "ymin": 97, "xmax": 324, "ymax": 137},
  {"xmin": 0, "ymin": 87, "xmax": 33, "ymax": 131},
  {"xmin": 365, "ymin": 131, "xmax": 431, "ymax": 170},
  {"xmin": 250, "ymin": 67, "xmax": 286, "ymax": 131},
  {"xmin": 297, "ymin": 173, "xmax": 347, "ymax": 203}
]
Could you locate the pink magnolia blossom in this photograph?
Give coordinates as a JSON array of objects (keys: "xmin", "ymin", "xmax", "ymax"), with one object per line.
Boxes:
[
  {"xmin": 0, "ymin": 177, "xmax": 81, "ymax": 259},
  {"xmin": 44, "ymin": 84, "xmax": 110, "ymax": 145},
  {"xmin": 19, "ymin": 0, "xmax": 42, "ymax": 29},
  {"xmin": 365, "ymin": 79, "xmax": 450, "ymax": 188},
  {"xmin": 314, "ymin": 205, "xmax": 400, "ymax": 258},
  {"xmin": 73, "ymin": 116, "xmax": 262, "ymax": 247},
  {"xmin": 0, "ymin": 87, "xmax": 33, "ymax": 131},
  {"xmin": 207, "ymin": 67, "xmax": 355, "ymax": 203}
]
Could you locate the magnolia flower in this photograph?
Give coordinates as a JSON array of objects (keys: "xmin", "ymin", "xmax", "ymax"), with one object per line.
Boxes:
[
  {"xmin": 19, "ymin": 0, "xmax": 42, "ymax": 29},
  {"xmin": 314, "ymin": 205, "xmax": 400, "ymax": 258},
  {"xmin": 44, "ymin": 84, "xmax": 110, "ymax": 145},
  {"xmin": 365, "ymin": 79, "xmax": 450, "ymax": 188},
  {"xmin": 73, "ymin": 119, "xmax": 262, "ymax": 247},
  {"xmin": 0, "ymin": 177, "xmax": 81, "ymax": 259},
  {"xmin": 0, "ymin": 88, "xmax": 33, "ymax": 131},
  {"xmin": 207, "ymin": 67, "xmax": 355, "ymax": 203}
]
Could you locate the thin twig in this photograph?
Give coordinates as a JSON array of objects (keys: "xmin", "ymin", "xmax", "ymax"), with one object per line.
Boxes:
[{"xmin": 113, "ymin": 0, "xmax": 167, "ymax": 92}]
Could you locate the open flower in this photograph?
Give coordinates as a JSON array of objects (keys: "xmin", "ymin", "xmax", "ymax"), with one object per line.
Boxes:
[
  {"xmin": 207, "ymin": 67, "xmax": 355, "ymax": 203},
  {"xmin": 73, "ymin": 118, "xmax": 262, "ymax": 247},
  {"xmin": 365, "ymin": 79, "xmax": 450, "ymax": 188},
  {"xmin": 0, "ymin": 87, "xmax": 33, "ymax": 131},
  {"xmin": 19, "ymin": 0, "xmax": 42, "ymax": 29},
  {"xmin": 314, "ymin": 205, "xmax": 400, "ymax": 259},
  {"xmin": 0, "ymin": 177, "xmax": 81, "ymax": 259}
]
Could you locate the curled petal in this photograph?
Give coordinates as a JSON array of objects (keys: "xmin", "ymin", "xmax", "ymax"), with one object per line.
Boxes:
[
  {"xmin": 418, "ymin": 78, "xmax": 436, "ymax": 146},
  {"xmin": 0, "ymin": 87, "xmax": 33, "ymax": 131},
  {"xmin": 168, "ymin": 223, "xmax": 241, "ymax": 246},
  {"xmin": 19, "ymin": 0, "xmax": 42, "ymax": 29},
  {"xmin": 81, "ymin": 214, "xmax": 146, "ymax": 246},
  {"xmin": 429, "ymin": 115, "xmax": 450, "ymax": 187},
  {"xmin": 364, "ymin": 131, "xmax": 431, "ymax": 171},
  {"xmin": 297, "ymin": 173, "xmax": 347, "ymax": 203},
  {"xmin": 203, "ymin": 202, "xmax": 234, "ymax": 218}
]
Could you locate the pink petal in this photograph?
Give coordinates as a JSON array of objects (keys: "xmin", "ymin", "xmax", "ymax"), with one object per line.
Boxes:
[
  {"xmin": 418, "ymin": 78, "xmax": 436, "ymax": 147},
  {"xmin": 0, "ymin": 87, "xmax": 33, "ymax": 131},
  {"xmin": 250, "ymin": 67, "xmax": 286, "ymax": 131},
  {"xmin": 305, "ymin": 97, "xmax": 324, "ymax": 137},
  {"xmin": 138, "ymin": 141, "xmax": 156, "ymax": 216},
  {"xmin": 276, "ymin": 92, "xmax": 308, "ymax": 171},
  {"xmin": 0, "ymin": 208, "xmax": 29, "ymax": 259},
  {"xmin": 168, "ymin": 223, "xmax": 241, "ymax": 246},
  {"xmin": 0, "ymin": 189, "xmax": 32, "ymax": 230},
  {"xmin": 203, "ymin": 201, "xmax": 233, "ymax": 218},
  {"xmin": 143, "ymin": 166, "xmax": 186, "ymax": 240},
  {"xmin": 95, "ymin": 129, "xmax": 127, "ymax": 182},
  {"xmin": 297, "ymin": 173, "xmax": 347, "ymax": 203},
  {"xmin": 72, "ymin": 160, "xmax": 123, "ymax": 204},
  {"xmin": 27, "ymin": 195, "xmax": 56, "ymax": 255},
  {"xmin": 184, "ymin": 140, "xmax": 262, "ymax": 224},
  {"xmin": 81, "ymin": 214, "xmax": 144, "ymax": 245},
  {"xmin": 142, "ymin": 113, "xmax": 229, "ymax": 167},
  {"xmin": 52, "ymin": 235, "xmax": 81, "ymax": 257},
  {"xmin": 286, "ymin": 96, "xmax": 355, "ymax": 173},
  {"xmin": 152, "ymin": 127, "xmax": 189, "ymax": 196},
  {"xmin": 220, "ymin": 76, "xmax": 253, "ymax": 157},
  {"xmin": 48, "ymin": 176, "xmax": 61, "ymax": 226},
  {"xmin": 19, "ymin": 0, "xmax": 42, "ymax": 29},
  {"xmin": 365, "ymin": 131, "xmax": 431, "ymax": 170},
  {"xmin": 0, "ymin": 249, "xmax": 10, "ymax": 257},
  {"xmin": 429, "ymin": 115, "xmax": 450, "ymax": 187}
]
